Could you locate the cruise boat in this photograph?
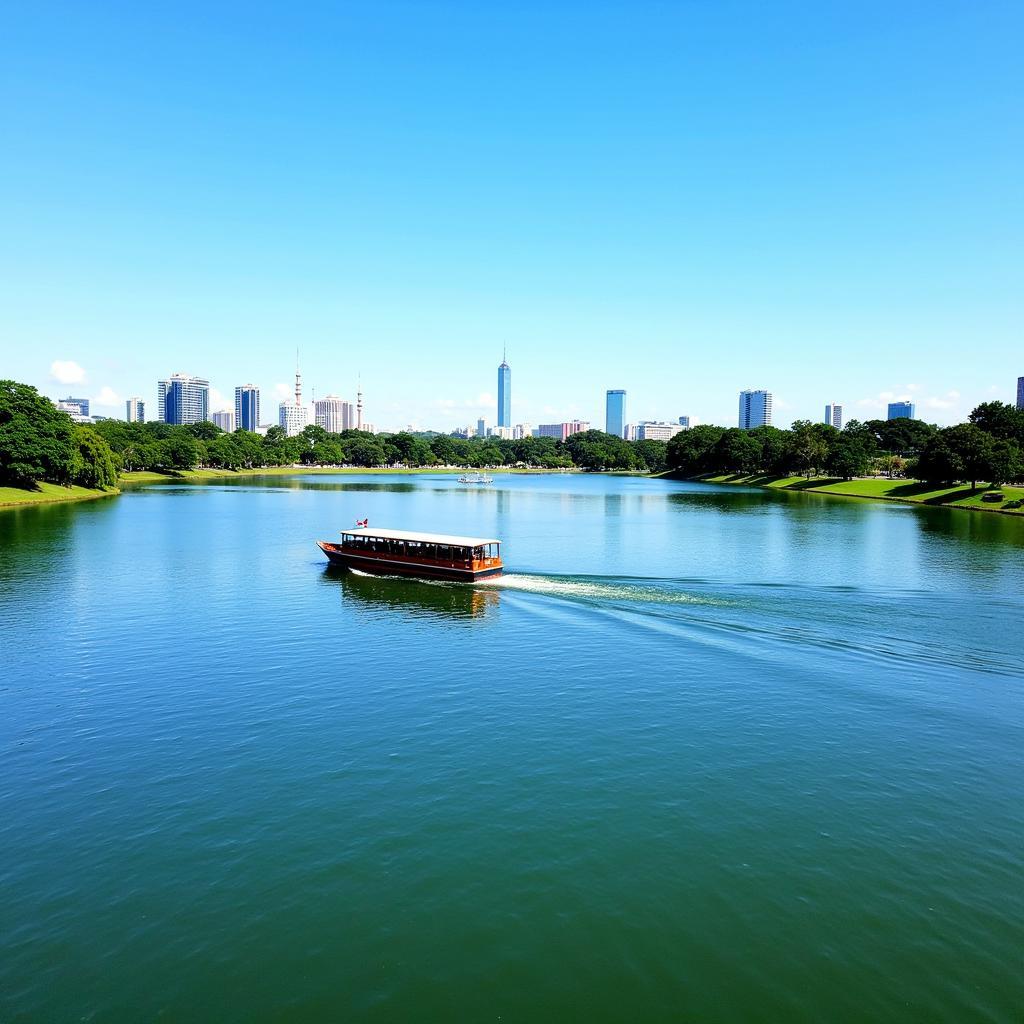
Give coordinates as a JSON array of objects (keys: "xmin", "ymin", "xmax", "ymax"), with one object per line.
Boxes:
[
  {"xmin": 317, "ymin": 527, "xmax": 503, "ymax": 581},
  {"xmin": 458, "ymin": 471, "xmax": 493, "ymax": 484}
]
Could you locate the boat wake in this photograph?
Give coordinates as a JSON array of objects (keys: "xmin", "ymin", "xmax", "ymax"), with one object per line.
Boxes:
[{"xmin": 478, "ymin": 573, "xmax": 726, "ymax": 606}]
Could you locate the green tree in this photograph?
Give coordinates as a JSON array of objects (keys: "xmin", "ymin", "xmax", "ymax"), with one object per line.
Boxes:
[
  {"xmin": 0, "ymin": 380, "xmax": 78, "ymax": 487},
  {"xmin": 986, "ymin": 439, "xmax": 1022, "ymax": 487},
  {"xmin": 71, "ymin": 427, "xmax": 118, "ymax": 488},
  {"xmin": 968, "ymin": 401, "xmax": 1024, "ymax": 444}
]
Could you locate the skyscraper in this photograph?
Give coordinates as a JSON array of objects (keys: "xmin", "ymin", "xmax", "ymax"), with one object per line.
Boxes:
[
  {"xmin": 738, "ymin": 390, "xmax": 772, "ymax": 429},
  {"xmin": 125, "ymin": 397, "xmax": 145, "ymax": 422},
  {"xmin": 1017, "ymin": 376, "xmax": 1023, "ymax": 410},
  {"xmin": 887, "ymin": 401, "xmax": 915, "ymax": 420},
  {"xmin": 159, "ymin": 374, "xmax": 209, "ymax": 425},
  {"xmin": 477, "ymin": 418, "xmax": 487, "ymax": 438},
  {"xmin": 315, "ymin": 395, "xmax": 345, "ymax": 432},
  {"xmin": 235, "ymin": 385, "xmax": 260, "ymax": 432},
  {"xmin": 824, "ymin": 402, "xmax": 843, "ymax": 430},
  {"xmin": 497, "ymin": 353, "xmax": 511, "ymax": 428},
  {"xmin": 606, "ymin": 390, "xmax": 627, "ymax": 437}
]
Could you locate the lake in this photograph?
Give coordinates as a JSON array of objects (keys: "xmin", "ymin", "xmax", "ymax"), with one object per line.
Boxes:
[{"xmin": 1, "ymin": 473, "xmax": 1022, "ymax": 1022}]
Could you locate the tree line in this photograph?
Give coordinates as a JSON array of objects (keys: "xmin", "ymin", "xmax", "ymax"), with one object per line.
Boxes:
[
  {"xmin": 1, "ymin": 380, "xmax": 669, "ymax": 488},
  {"xmin": 665, "ymin": 403, "xmax": 1024, "ymax": 488}
]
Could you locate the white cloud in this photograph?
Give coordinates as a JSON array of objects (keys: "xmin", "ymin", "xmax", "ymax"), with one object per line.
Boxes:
[
  {"xmin": 50, "ymin": 360, "xmax": 86, "ymax": 385},
  {"xmin": 209, "ymin": 387, "xmax": 231, "ymax": 412},
  {"xmin": 274, "ymin": 382, "xmax": 292, "ymax": 400},
  {"xmin": 924, "ymin": 390, "xmax": 961, "ymax": 411},
  {"xmin": 96, "ymin": 386, "xmax": 120, "ymax": 406}
]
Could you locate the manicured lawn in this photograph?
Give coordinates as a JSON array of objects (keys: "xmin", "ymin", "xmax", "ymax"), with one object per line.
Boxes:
[
  {"xmin": 0, "ymin": 482, "xmax": 118, "ymax": 509},
  {"xmin": 698, "ymin": 474, "xmax": 1024, "ymax": 515}
]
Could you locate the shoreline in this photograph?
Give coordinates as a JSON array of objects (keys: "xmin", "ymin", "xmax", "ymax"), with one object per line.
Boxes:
[
  {"xmin": 0, "ymin": 482, "xmax": 120, "ymax": 510},
  {"xmin": 669, "ymin": 472, "xmax": 1024, "ymax": 517}
]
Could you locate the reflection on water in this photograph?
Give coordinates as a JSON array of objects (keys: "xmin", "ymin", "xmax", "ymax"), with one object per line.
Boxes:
[{"xmin": 321, "ymin": 566, "xmax": 499, "ymax": 620}]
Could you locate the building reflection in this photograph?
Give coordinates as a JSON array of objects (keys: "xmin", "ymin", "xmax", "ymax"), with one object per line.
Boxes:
[{"xmin": 321, "ymin": 566, "xmax": 499, "ymax": 620}]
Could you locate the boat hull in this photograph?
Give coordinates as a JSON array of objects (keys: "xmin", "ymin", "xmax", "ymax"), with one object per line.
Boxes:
[{"xmin": 317, "ymin": 541, "xmax": 503, "ymax": 582}]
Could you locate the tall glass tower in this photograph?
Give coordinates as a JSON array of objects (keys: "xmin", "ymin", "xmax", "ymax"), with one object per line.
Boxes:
[
  {"xmin": 606, "ymin": 389, "xmax": 627, "ymax": 437},
  {"xmin": 497, "ymin": 354, "xmax": 511, "ymax": 428},
  {"xmin": 738, "ymin": 389, "xmax": 772, "ymax": 429},
  {"xmin": 235, "ymin": 385, "xmax": 261, "ymax": 431}
]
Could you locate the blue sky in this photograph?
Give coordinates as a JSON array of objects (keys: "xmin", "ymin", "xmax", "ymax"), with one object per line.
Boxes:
[{"xmin": 1, "ymin": 1, "xmax": 1021, "ymax": 430}]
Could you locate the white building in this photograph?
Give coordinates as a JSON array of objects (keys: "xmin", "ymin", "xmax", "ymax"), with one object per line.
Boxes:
[
  {"xmin": 488, "ymin": 425, "xmax": 513, "ymax": 440},
  {"xmin": 279, "ymin": 402, "xmax": 309, "ymax": 436},
  {"xmin": 635, "ymin": 421, "xmax": 685, "ymax": 442},
  {"xmin": 126, "ymin": 397, "xmax": 145, "ymax": 422},
  {"xmin": 512, "ymin": 423, "xmax": 533, "ymax": 440},
  {"xmin": 738, "ymin": 389, "xmax": 773, "ymax": 430},
  {"xmin": 212, "ymin": 410, "xmax": 235, "ymax": 432},
  {"xmin": 315, "ymin": 395, "xmax": 346, "ymax": 433}
]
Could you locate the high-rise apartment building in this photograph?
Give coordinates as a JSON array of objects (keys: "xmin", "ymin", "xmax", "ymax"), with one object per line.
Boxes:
[
  {"xmin": 212, "ymin": 410, "xmax": 235, "ymax": 432},
  {"xmin": 738, "ymin": 390, "xmax": 772, "ymax": 429},
  {"xmin": 315, "ymin": 395, "xmax": 346, "ymax": 433},
  {"xmin": 125, "ymin": 397, "xmax": 145, "ymax": 422},
  {"xmin": 606, "ymin": 390, "xmax": 627, "ymax": 437},
  {"xmin": 824, "ymin": 403, "xmax": 843, "ymax": 430},
  {"xmin": 512, "ymin": 423, "xmax": 533, "ymax": 440},
  {"xmin": 1016, "ymin": 376, "xmax": 1023, "ymax": 410},
  {"xmin": 497, "ymin": 355, "xmax": 511, "ymax": 428},
  {"xmin": 159, "ymin": 375, "xmax": 209, "ymax": 425},
  {"xmin": 235, "ymin": 385, "xmax": 260, "ymax": 432},
  {"xmin": 341, "ymin": 401, "xmax": 356, "ymax": 430},
  {"xmin": 887, "ymin": 401, "xmax": 915, "ymax": 420}
]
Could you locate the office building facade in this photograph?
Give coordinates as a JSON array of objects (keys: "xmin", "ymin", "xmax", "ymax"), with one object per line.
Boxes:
[
  {"xmin": 125, "ymin": 397, "xmax": 145, "ymax": 422},
  {"xmin": 738, "ymin": 389, "xmax": 772, "ymax": 429},
  {"xmin": 497, "ymin": 357, "xmax": 511, "ymax": 428},
  {"xmin": 1017, "ymin": 376, "xmax": 1023, "ymax": 410},
  {"xmin": 212, "ymin": 410, "xmax": 235, "ymax": 432},
  {"xmin": 159, "ymin": 375, "xmax": 209, "ymax": 425},
  {"xmin": 678, "ymin": 416, "xmax": 690, "ymax": 428},
  {"xmin": 279, "ymin": 401, "xmax": 309, "ymax": 436},
  {"xmin": 477, "ymin": 418, "xmax": 487, "ymax": 438},
  {"xmin": 824, "ymin": 403, "xmax": 843, "ymax": 430},
  {"xmin": 887, "ymin": 401, "xmax": 916, "ymax": 420},
  {"xmin": 315, "ymin": 395, "xmax": 346, "ymax": 433},
  {"xmin": 235, "ymin": 385, "xmax": 260, "ymax": 432},
  {"xmin": 606, "ymin": 390, "xmax": 627, "ymax": 437}
]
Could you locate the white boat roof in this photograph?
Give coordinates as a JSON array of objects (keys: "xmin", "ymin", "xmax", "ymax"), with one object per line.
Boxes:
[{"xmin": 340, "ymin": 527, "xmax": 500, "ymax": 547}]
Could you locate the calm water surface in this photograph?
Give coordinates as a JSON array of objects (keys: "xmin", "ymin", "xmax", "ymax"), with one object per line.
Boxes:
[{"xmin": 1, "ymin": 474, "xmax": 1022, "ymax": 1022}]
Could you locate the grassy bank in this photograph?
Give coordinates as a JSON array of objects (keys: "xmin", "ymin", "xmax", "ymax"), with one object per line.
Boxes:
[
  {"xmin": 690, "ymin": 473, "xmax": 1024, "ymax": 516},
  {"xmin": 0, "ymin": 482, "xmax": 119, "ymax": 509}
]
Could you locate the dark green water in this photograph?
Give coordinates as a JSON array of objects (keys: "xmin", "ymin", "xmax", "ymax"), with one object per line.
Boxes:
[{"xmin": 2, "ymin": 474, "xmax": 1022, "ymax": 1022}]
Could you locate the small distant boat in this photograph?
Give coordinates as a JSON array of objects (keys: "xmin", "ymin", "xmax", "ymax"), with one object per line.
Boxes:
[
  {"xmin": 317, "ymin": 527, "xmax": 503, "ymax": 581},
  {"xmin": 458, "ymin": 472, "xmax": 493, "ymax": 485}
]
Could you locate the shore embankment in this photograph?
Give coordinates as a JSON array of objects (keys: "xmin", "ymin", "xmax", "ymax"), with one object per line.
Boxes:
[
  {"xmin": 672, "ymin": 472, "xmax": 1024, "ymax": 517},
  {"xmin": 0, "ymin": 482, "xmax": 119, "ymax": 509}
]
